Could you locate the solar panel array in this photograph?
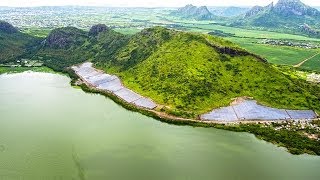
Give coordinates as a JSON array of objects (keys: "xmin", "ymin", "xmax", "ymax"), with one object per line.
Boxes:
[
  {"xmin": 201, "ymin": 107, "xmax": 238, "ymax": 122},
  {"xmin": 72, "ymin": 63, "xmax": 157, "ymax": 109},
  {"xmin": 98, "ymin": 79, "xmax": 123, "ymax": 92},
  {"xmin": 201, "ymin": 100, "xmax": 317, "ymax": 122},
  {"xmin": 233, "ymin": 101, "xmax": 290, "ymax": 120},
  {"xmin": 286, "ymin": 110, "xmax": 317, "ymax": 119},
  {"xmin": 114, "ymin": 88, "xmax": 142, "ymax": 103}
]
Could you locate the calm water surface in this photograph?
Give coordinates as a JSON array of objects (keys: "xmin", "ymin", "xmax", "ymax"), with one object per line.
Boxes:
[{"xmin": 0, "ymin": 72, "xmax": 319, "ymax": 180}]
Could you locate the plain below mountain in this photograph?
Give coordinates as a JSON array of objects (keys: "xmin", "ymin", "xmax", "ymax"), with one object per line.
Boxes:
[{"xmin": 209, "ymin": 6, "xmax": 250, "ymax": 17}]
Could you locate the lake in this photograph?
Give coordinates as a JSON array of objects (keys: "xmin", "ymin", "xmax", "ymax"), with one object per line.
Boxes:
[{"xmin": 0, "ymin": 72, "xmax": 319, "ymax": 180}]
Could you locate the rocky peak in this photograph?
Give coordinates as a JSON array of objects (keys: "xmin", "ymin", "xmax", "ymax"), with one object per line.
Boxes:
[
  {"xmin": 45, "ymin": 27, "xmax": 86, "ymax": 49},
  {"xmin": 0, "ymin": 21, "xmax": 18, "ymax": 34},
  {"xmin": 301, "ymin": 23, "xmax": 320, "ymax": 36},
  {"xmin": 89, "ymin": 24, "xmax": 109, "ymax": 36},
  {"xmin": 174, "ymin": 4, "xmax": 214, "ymax": 20},
  {"xmin": 245, "ymin": 2, "xmax": 274, "ymax": 18},
  {"xmin": 245, "ymin": 6, "xmax": 264, "ymax": 17},
  {"xmin": 265, "ymin": 2, "xmax": 274, "ymax": 9},
  {"xmin": 177, "ymin": 4, "xmax": 197, "ymax": 14},
  {"xmin": 197, "ymin": 6, "xmax": 211, "ymax": 14},
  {"xmin": 277, "ymin": 0, "xmax": 301, "ymax": 3},
  {"xmin": 184, "ymin": 4, "xmax": 195, "ymax": 9},
  {"xmin": 274, "ymin": 0, "xmax": 320, "ymax": 16}
]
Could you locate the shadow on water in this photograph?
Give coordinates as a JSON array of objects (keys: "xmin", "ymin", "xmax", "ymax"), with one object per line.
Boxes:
[{"xmin": 72, "ymin": 145, "xmax": 86, "ymax": 180}]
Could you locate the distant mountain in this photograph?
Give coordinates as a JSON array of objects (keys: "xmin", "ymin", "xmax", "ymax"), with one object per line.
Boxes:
[
  {"xmin": 232, "ymin": 0, "xmax": 320, "ymax": 37},
  {"xmin": 243, "ymin": 5, "xmax": 270, "ymax": 18},
  {"xmin": 274, "ymin": 0, "xmax": 320, "ymax": 16},
  {"xmin": 209, "ymin": 6, "xmax": 250, "ymax": 17},
  {"xmin": 170, "ymin": 4, "xmax": 217, "ymax": 20}
]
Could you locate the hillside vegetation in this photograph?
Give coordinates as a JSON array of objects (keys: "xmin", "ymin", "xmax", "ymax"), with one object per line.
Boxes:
[
  {"xmin": 0, "ymin": 21, "xmax": 40, "ymax": 63},
  {"xmin": 2, "ymin": 22, "xmax": 319, "ymax": 118},
  {"xmin": 35, "ymin": 25, "xmax": 129, "ymax": 71},
  {"xmin": 91, "ymin": 27, "xmax": 320, "ymax": 117}
]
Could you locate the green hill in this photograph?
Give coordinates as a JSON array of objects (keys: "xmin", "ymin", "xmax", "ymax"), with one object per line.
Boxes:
[
  {"xmin": 91, "ymin": 27, "xmax": 320, "ymax": 117},
  {"xmin": 36, "ymin": 25, "xmax": 129, "ymax": 71},
  {"xmin": 0, "ymin": 21, "xmax": 40, "ymax": 63},
  {"xmin": 34, "ymin": 27, "xmax": 89, "ymax": 70}
]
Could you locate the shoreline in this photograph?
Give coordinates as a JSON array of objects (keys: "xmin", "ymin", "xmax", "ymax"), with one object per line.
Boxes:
[
  {"xmin": 70, "ymin": 74, "xmax": 320, "ymax": 156},
  {"xmin": 1, "ymin": 66, "xmax": 319, "ymax": 155},
  {"xmin": 70, "ymin": 63, "xmax": 320, "ymax": 156},
  {"xmin": 72, "ymin": 63, "xmax": 318, "ymax": 125},
  {"xmin": 1, "ymin": 65, "xmax": 318, "ymax": 124}
]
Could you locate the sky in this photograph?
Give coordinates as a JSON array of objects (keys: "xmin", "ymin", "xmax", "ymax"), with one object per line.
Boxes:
[{"xmin": 0, "ymin": 0, "xmax": 319, "ymax": 7}]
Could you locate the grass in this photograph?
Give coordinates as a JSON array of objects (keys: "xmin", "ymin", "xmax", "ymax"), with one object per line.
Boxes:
[
  {"xmin": 22, "ymin": 27, "xmax": 51, "ymax": 38},
  {"xmin": 0, "ymin": 31, "xmax": 40, "ymax": 63},
  {"xmin": 300, "ymin": 53, "xmax": 320, "ymax": 72},
  {"xmin": 227, "ymin": 37, "xmax": 319, "ymax": 65},
  {"xmin": 174, "ymin": 22, "xmax": 320, "ymax": 41},
  {"xmin": 113, "ymin": 27, "xmax": 141, "ymax": 35},
  {"xmin": 0, "ymin": 66, "xmax": 55, "ymax": 74}
]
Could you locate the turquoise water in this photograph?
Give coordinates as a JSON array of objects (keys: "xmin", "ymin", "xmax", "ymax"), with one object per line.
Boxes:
[{"xmin": 0, "ymin": 72, "xmax": 319, "ymax": 180}]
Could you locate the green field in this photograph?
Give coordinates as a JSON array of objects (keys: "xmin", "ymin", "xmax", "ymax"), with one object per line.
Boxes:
[
  {"xmin": 0, "ymin": 66, "xmax": 55, "ymax": 74},
  {"xmin": 174, "ymin": 22, "xmax": 320, "ymax": 41},
  {"xmin": 22, "ymin": 28, "xmax": 52, "ymax": 38},
  {"xmin": 114, "ymin": 27, "xmax": 142, "ymax": 35},
  {"xmin": 301, "ymin": 53, "xmax": 320, "ymax": 72},
  {"xmin": 227, "ymin": 37, "xmax": 319, "ymax": 65}
]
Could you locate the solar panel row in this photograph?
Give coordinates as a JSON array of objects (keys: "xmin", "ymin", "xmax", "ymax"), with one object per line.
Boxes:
[
  {"xmin": 201, "ymin": 106, "xmax": 238, "ymax": 122},
  {"xmin": 201, "ymin": 100, "xmax": 317, "ymax": 122},
  {"xmin": 72, "ymin": 63, "xmax": 157, "ymax": 109}
]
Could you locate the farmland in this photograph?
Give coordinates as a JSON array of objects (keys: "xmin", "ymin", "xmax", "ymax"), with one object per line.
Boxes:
[
  {"xmin": 227, "ymin": 37, "xmax": 319, "ymax": 65},
  {"xmin": 301, "ymin": 53, "xmax": 320, "ymax": 72},
  {"xmin": 1, "ymin": 6, "xmax": 319, "ymax": 72}
]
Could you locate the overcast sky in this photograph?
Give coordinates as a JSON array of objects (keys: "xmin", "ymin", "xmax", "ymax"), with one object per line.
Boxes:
[{"xmin": 0, "ymin": 0, "xmax": 319, "ymax": 7}]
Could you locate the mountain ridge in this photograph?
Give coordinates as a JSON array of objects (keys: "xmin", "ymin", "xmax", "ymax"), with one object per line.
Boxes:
[{"xmin": 232, "ymin": 0, "xmax": 320, "ymax": 37}]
